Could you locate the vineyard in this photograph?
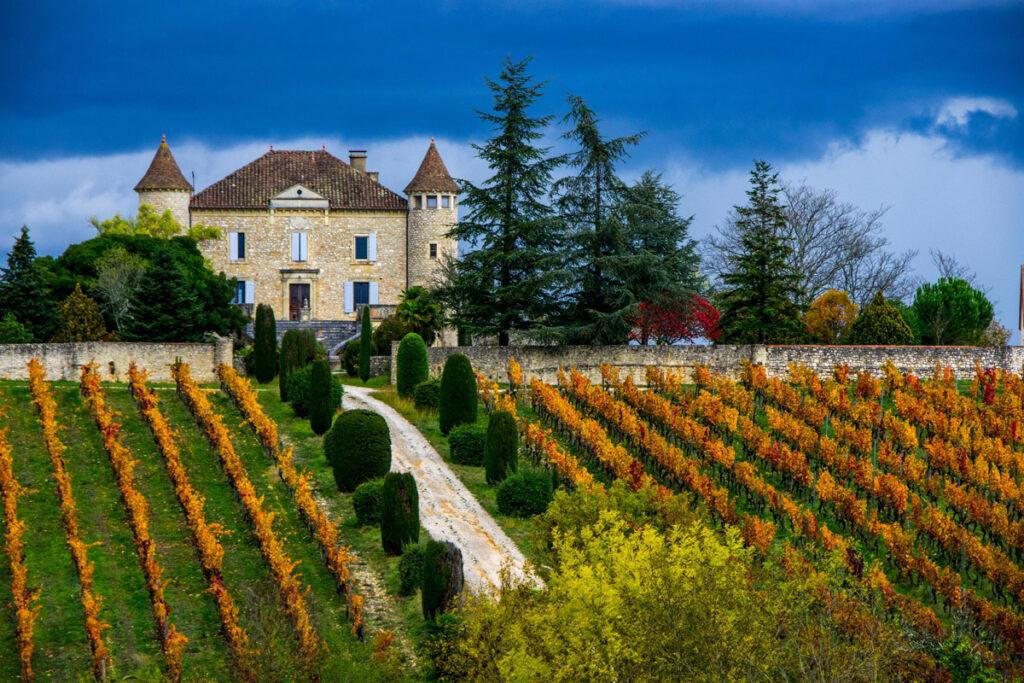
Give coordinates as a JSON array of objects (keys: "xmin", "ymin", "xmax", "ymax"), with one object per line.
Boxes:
[
  {"xmin": 484, "ymin": 358, "xmax": 1024, "ymax": 677},
  {"xmin": 0, "ymin": 360, "xmax": 387, "ymax": 681}
]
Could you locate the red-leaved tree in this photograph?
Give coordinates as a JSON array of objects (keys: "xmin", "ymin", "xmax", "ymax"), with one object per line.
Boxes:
[{"xmin": 629, "ymin": 295, "xmax": 721, "ymax": 345}]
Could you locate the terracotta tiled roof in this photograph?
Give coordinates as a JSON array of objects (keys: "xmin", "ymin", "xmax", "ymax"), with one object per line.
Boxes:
[
  {"xmin": 190, "ymin": 149, "xmax": 407, "ymax": 210},
  {"xmin": 405, "ymin": 141, "xmax": 460, "ymax": 194},
  {"xmin": 135, "ymin": 138, "xmax": 193, "ymax": 192}
]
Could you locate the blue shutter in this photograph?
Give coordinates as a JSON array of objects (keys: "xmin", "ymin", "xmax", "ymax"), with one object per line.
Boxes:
[
  {"xmin": 344, "ymin": 282, "xmax": 354, "ymax": 313},
  {"xmin": 299, "ymin": 233, "xmax": 307, "ymax": 261},
  {"xmin": 229, "ymin": 232, "xmax": 238, "ymax": 260},
  {"xmin": 369, "ymin": 281, "xmax": 379, "ymax": 305},
  {"xmin": 368, "ymin": 233, "xmax": 377, "ymax": 262},
  {"xmin": 291, "ymin": 232, "xmax": 300, "ymax": 261},
  {"xmin": 244, "ymin": 280, "xmax": 255, "ymax": 304}
]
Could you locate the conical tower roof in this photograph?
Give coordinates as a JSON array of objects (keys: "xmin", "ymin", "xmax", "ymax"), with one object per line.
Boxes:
[
  {"xmin": 404, "ymin": 139, "xmax": 459, "ymax": 194},
  {"xmin": 134, "ymin": 135, "xmax": 193, "ymax": 192}
]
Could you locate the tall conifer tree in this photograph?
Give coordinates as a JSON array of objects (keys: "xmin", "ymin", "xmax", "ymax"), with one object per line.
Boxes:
[
  {"xmin": 0, "ymin": 226, "xmax": 57, "ymax": 341},
  {"xmin": 717, "ymin": 161, "xmax": 804, "ymax": 344},
  {"xmin": 359, "ymin": 305, "xmax": 372, "ymax": 383},
  {"xmin": 446, "ymin": 56, "xmax": 564, "ymax": 346},
  {"xmin": 122, "ymin": 248, "xmax": 204, "ymax": 342},
  {"xmin": 253, "ymin": 303, "xmax": 277, "ymax": 383}
]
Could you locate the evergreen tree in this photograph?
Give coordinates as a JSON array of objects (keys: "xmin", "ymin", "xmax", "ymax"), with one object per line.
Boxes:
[
  {"xmin": 445, "ymin": 56, "xmax": 565, "ymax": 346},
  {"xmin": 308, "ymin": 359, "xmax": 333, "ymax": 435},
  {"xmin": 0, "ymin": 226, "xmax": 57, "ymax": 342},
  {"xmin": 0, "ymin": 314, "xmax": 31, "ymax": 344},
  {"xmin": 438, "ymin": 354, "xmax": 477, "ymax": 435},
  {"xmin": 359, "ymin": 306, "xmax": 372, "ymax": 383},
  {"xmin": 279, "ymin": 330, "xmax": 300, "ymax": 401},
  {"xmin": 846, "ymin": 291, "xmax": 916, "ymax": 345},
  {"xmin": 552, "ymin": 96, "xmax": 646, "ymax": 344},
  {"xmin": 53, "ymin": 283, "xmax": 108, "ymax": 342},
  {"xmin": 716, "ymin": 161, "xmax": 804, "ymax": 344},
  {"xmin": 253, "ymin": 304, "xmax": 277, "ymax": 383},
  {"xmin": 396, "ymin": 333, "xmax": 429, "ymax": 397},
  {"xmin": 380, "ymin": 472, "xmax": 420, "ymax": 555},
  {"xmin": 911, "ymin": 277, "xmax": 993, "ymax": 345},
  {"xmin": 122, "ymin": 248, "xmax": 203, "ymax": 341}
]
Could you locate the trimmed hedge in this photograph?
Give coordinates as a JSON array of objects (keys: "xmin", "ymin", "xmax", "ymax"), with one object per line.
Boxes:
[
  {"xmin": 309, "ymin": 359, "xmax": 334, "ymax": 435},
  {"xmin": 448, "ymin": 424, "xmax": 486, "ymax": 466},
  {"xmin": 398, "ymin": 545, "xmax": 424, "ymax": 596},
  {"xmin": 324, "ymin": 409, "xmax": 391, "ymax": 491},
  {"xmin": 381, "ymin": 471, "xmax": 420, "ymax": 555},
  {"xmin": 287, "ymin": 363, "xmax": 342, "ymax": 418},
  {"xmin": 421, "ymin": 540, "xmax": 464, "ymax": 621},
  {"xmin": 279, "ymin": 329, "xmax": 300, "ymax": 401},
  {"xmin": 439, "ymin": 354, "xmax": 477, "ymax": 435},
  {"xmin": 396, "ymin": 333, "xmax": 428, "ymax": 397},
  {"xmin": 484, "ymin": 410, "xmax": 519, "ymax": 485},
  {"xmin": 413, "ymin": 378, "xmax": 441, "ymax": 411},
  {"xmin": 497, "ymin": 470, "xmax": 553, "ymax": 517},
  {"xmin": 253, "ymin": 303, "xmax": 277, "ymax": 383},
  {"xmin": 359, "ymin": 306, "xmax": 373, "ymax": 383},
  {"xmin": 352, "ymin": 478, "xmax": 384, "ymax": 526}
]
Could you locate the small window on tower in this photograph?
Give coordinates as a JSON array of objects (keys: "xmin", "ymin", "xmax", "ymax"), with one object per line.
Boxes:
[
  {"xmin": 427, "ymin": 195, "xmax": 437, "ymax": 209},
  {"xmin": 441, "ymin": 195, "xmax": 450, "ymax": 208},
  {"xmin": 429, "ymin": 243, "xmax": 437, "ymax": 259},
  {"xmin": 414, "ymin": 195, "xmax": 423, "ymax": 209}
]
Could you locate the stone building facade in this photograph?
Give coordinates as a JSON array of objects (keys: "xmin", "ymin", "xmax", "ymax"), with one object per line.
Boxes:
[{"xmin": 134, "ymin": 137, "xmax": 458, "ymax": 325}]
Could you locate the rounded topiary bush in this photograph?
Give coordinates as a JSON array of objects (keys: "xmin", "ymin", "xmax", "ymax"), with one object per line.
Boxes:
[
  {"xmin": 398, "ymin": 545, "xmax": 424, "ymax": 596},
  {"xmin": 324, "ymin": 409, "xmax": 391, "ymax": 491},
  {"xmin": 421, "ymin": 540, "xmax": 464, "ymax": 621},
  {"xmin": 484, "ymin": 410, "xmax": 519, "ymax": 486},
  {"xmin": 396, "ymin": 333, "xmax": 428, "ymax": 397},
  {"xmin": 448, "ymin": 424, "xmax": 486, "ymax": 466},
  {"xmin": 352, "ymin": 478, "xmax": 384, "ymax": 526},
  {"xmin": 287, "ymin": 364, "xmax": 342, "ymax": 418},
  {"xmin": 439, "ymin": 354, "xmax": 477, "ymax": 435},
  {"xmin": 413, "ymin": 378, "xmax": 441, "ymax": 412},
  {"xmin": 497, "ymin": 470, "xmax": 553, "ymax": 518},
  {"xmin": 309, "ymin": 359, "xmax": 334, "ymax": 435},
  {"xmin": 381, "ymin": 471, "xmax": 420, "ymax": 555}
]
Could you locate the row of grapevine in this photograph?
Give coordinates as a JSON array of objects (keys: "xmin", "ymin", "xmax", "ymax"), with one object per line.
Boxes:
[
  {"xmin": 0, "ymin": 413, "xmax": 40, "ymax": 681},
  {"xmin": 215, "ymin": 364, "xmax": 364, "ymax": 638},
  {"xmin": 79, "ymin": 364, "xmax": 188, "ymax": 681},
  {"xmin": 172, "ymin": 362, "xmax": 322, "ymax": 660},
  {"xmin": 26, "ymin": 359, "xmax": 111, "ymax": 680},
  {"xmin": 126, "ymin": 363, "xmax": 252, "ymax": 674}
]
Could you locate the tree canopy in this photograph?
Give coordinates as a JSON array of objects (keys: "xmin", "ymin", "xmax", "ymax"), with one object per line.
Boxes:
[
  {"xmin": 911, "ymin": 277, "xmax": 994, "ymax": 345},
  {"xmin": 0, "ymin": 226, "xmax": 58, "ymax": 342},
  {"xmin": 845, "ymin": 291, "xmax": 916, "ymax": 345},
  {"xmin": 92, "ymin": 204, "xmax": 220, "ymax": 242}
]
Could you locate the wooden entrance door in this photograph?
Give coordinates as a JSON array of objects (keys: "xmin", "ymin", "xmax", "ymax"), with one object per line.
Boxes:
[{"xmin": 289, "ymin": 283, "xmax": 310, "ymax": 321}]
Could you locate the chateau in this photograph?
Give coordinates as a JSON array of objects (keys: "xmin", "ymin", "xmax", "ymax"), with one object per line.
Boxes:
[{"xmin": 133, "ymin": 136, "xmax": 458, "ymax": 325}]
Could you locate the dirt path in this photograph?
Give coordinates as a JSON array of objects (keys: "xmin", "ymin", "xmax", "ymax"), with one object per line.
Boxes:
[{"xmin": 343, "ymin": 385, "xmax": 539, "ymax": 595}]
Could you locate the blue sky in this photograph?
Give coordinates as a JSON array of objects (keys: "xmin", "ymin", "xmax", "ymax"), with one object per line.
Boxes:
[{"xmin": 1, "ymin": 0, "xmax": 1022, "ymax": 337}]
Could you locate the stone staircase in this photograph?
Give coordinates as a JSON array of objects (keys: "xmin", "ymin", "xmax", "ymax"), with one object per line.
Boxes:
[{"xmin": 245, "ymin": 320, "xmax": 359, "ymax": 357}]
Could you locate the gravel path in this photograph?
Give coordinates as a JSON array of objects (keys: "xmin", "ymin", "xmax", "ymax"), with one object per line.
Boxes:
[{"xmin": 343, "ymin": 385, "xmax": 538, "ymax": 595}]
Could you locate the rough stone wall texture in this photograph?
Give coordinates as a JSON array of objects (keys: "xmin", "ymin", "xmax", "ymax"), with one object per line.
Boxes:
[
  {"xmin": 370, "ymin": 355, "xmax": 391, "ymax": 379},
  {"xmin": 138, "ymin": 190, "xmax": 191, "ymax": 230},
  {"xmin": 390, "ymin": 343, "xmax": 1024, "ymax": 386},
  {"xmin": 0, "ymin": 340, "xmax": 231, "ymax": 383},
  {"xmin": 194, "ymin": 208, "xmax": 407, "ymax": 322},
  {"xmin": 406, "ymin": 197, "xmax": 457, "ymax": 290}
]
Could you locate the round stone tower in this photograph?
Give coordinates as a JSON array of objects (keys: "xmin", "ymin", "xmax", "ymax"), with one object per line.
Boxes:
[
  {"xmin": 405, "ymin": 138, "xmax": 459, "ymax": 290},
  {"xmin": 134, "ymin": 134, "xmax": 193, "ymax": 228}
]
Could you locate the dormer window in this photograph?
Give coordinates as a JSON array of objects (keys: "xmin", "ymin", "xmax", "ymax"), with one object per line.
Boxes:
[{"xmin": 426, "ymin": 195, "xmax": 437, "ymax": 209}]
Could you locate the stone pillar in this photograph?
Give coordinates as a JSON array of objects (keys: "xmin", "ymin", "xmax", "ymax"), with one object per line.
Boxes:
[{"xmin": 213, "ymin": 336, "xmax": 234, "ymax": 372}]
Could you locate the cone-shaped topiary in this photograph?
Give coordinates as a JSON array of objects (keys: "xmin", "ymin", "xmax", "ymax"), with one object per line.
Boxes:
[
  {"xmin": 253, "ymin": 303, "xmax": 277, "ymax": 383},
  {"xmin": 396, "ymin": 332, "xmax": 429, "ymax": 397},
  {"xmin": 438, "ymin": 354, "xmax": 478, "ymax": 435},
  {"xmin": 484, "ymin": 410, "xmax": 519, "ymax": 485},
  {"xmin": 846, "ymin": 292, "xmax": 915, "ymax": 345},
  {"xmin": 324, "ymin": 409, "xmax": 392, "ymax": 491},
  {"xmin": 359, "ymin": 306, "xmax": 373, "ymax": 383},
  {"xmin": 309, "ymin": 359, "xmax": 333, "ymax": 435},
  {"xmin": 279, "ymin": 329, "xmax": 300, "ymax": 401},
  {"xmin": 421, "ymin": 540, "xmax": 464, "ymax": 621},
  {"xmin": 380, "ymin": 471, "xmax": 420, "ymax": 555}
]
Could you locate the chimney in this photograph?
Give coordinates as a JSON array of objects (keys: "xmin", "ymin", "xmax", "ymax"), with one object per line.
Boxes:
[
  {"xmin": 349, "ymin": 150, "xmax": 367, "ymax": 173},
  {"xmin": 367, "ymin": 171, "xmax": 379, "ymax": 183}
]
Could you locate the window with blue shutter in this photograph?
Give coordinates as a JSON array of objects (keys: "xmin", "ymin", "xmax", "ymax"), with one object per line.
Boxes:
[
  {"xmin": 355, "ymin": 235, "xmax": 368, "ymax": 260},
  {"xmin": 237, "ymin": 232, "xmax": 245, "ymax": 259},
  {"xmin": 368, "ymin": 233, "xmax": 377, "ymax": 262},
  {"xmin": 234, "ymin": 281, "xmax": 246, "ymax": 304},
  {"xmin": 353, "ymin": 282, "xmax": 370, "ymax": 306}
]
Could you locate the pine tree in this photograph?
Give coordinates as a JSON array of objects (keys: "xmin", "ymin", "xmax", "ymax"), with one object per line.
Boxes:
[
  {"xmin": 445, "ymin": 56, "xmax": 565, "ymax": 346},
  {"xmin": 0, "ymin": 226, "xmax": 57, "ymax": 342},
  {"xmin": 53, "ymin": 283, "xmax": 107, "ymax": 342},
  {"xmin": 847, "ymin": 291, "xmax": 916, "ymax": 345},
  {"xmin": 552, "ymin": 96, "xmax": 646, "ymax": 344},
  {"xmin": 359, "ymin": 306, "xmax": 372, "ymax": 383},
  {"xmin": 253, "ymin": 304, "xmax": 277, "ymax": 383},
  {"xmin": 122, "ymin": 248, "xmax": 203, "ymax": 341},
  {"xmin": 717, "ymin": 161, "xmax": 804, "ymax": 344}
]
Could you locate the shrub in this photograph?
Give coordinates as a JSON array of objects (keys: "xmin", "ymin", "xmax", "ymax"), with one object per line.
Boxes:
[
  {"xmin": 352, "ymin": 478, "xmax": 384, "ymax": 526},
  {"xmin": 371, "ymin": 315, "xmax": 410, "ymax": 355},
  {"xmin": 342, "ymin": 339, "xmax": 360, "ymax": 377},
  {"xmin": 396, "ymin": 333, "xmax": 428, "ymax": 397},
  {"xmin": 297, "ymin": 328, "xmax": 319, "ymax": 364},
  {"xmin": 359, "ymin": 306, "xmax": 373, "ymax": 383},
  {"xmin": 448, "ymin": 424, "xmax": 486, "ymax": 466},
  {"xmin": 253, "ymin": 303, "xmax": 277, "ymax": 383},
  {"xmin": 398, "ymin": 545, "xmax": 424, "ymax": 596},
  {"xmin": 413, "ymin": 378, "xmax": 441, "ymax": 411},
  {"xmin": 497, "ymin": 470, "xmax": 553, "ymax": 518},
  {"xmin": 324, "ymin": 409, "xmax": 391, "ymax": 492},
  {"xmin": 846, "ymin": 292, "xmax": 915, "ymax": 346},
  {"xmin": 439, "ymin": 354, "xmax": 478, "ymax": 435},
  {"xmin": 381, "ymin": 471, "xmax": 420, "ymax": 555},
  {"xmin": 422, "ymin": 540, "xmax": 464, "ymax": 621},
  {"xmin": 53, "ymin": 283, "xmax": 107, "ymax": 342},
  {"xmin": 309, "ymin": 359, "xmax": 334, "ymax": 435},
  {"xmin": 279, "ymin": 330, "xmax": 300, "ymax": 401},
  {"xmin": 484, "ymin": 410, "xmax": 518, "ymax": 485},
  {"xmin": 288, "ymin": 364, "xmax": 342, "ymax": 418},
  {"xmin": 0, "ymin": 313, "xmax": 30, "ymax": 344}
]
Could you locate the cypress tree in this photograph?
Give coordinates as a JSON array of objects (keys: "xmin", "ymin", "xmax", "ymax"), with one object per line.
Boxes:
[
  {"xmin": 484, "ymin": 409, "xmax": 519, "ymax": 485},
  {"xmin": 279, "ymin": 330, "xmax": 300, "ymax": 401},
  {"xmin": 122, "ymin": 248, "xmax": 203, "ymax": 342},
  {"xmin": 253, "ymin": 303, "xmax": 277, "ymax": 383},
  {"xmin": 359, "ymin": 305, "xmax": 372, "ymax": 383},
  {"xmin": 380, "ymin": 471, "xmax": 420, "ymax": 555},
  {"xmin": 396, "ymin": 333, "xmax": 429, "ymax": 397},
  {"xmin": 421, "ymin": 540, "xmax": 464, "ymax": 621},
  {"xmin": 438, "ymin": 354, "xmax": 477, "ymax": 435},
  {"xmin": 309, "ymin": 359, "xmax": 333, "ymax": 435},
  {"xmin": 53, "ymin": 283, "xmax": 107, "ymax": 342},
  {"xmin": 0, "ymin": 226, "xmax": 57, "ymax": 342}
]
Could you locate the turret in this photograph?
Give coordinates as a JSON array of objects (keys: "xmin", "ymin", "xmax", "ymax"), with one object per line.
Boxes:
[
  {"xmin": 134, "ymin": 134, "xmax": 193, "ymax": 228},
  {"xmin": 405, "ymin": 138, "xmax": 458, "ymax": 290}
]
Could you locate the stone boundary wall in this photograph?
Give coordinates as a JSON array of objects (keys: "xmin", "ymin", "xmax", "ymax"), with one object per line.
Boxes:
[
  {"xmin": 390, "ymin": 343, "xmax": 1024, "ymax": 386},
  {"xmin": 0, "ymin": 339, "xmax": 232, "ymax": 383}
]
